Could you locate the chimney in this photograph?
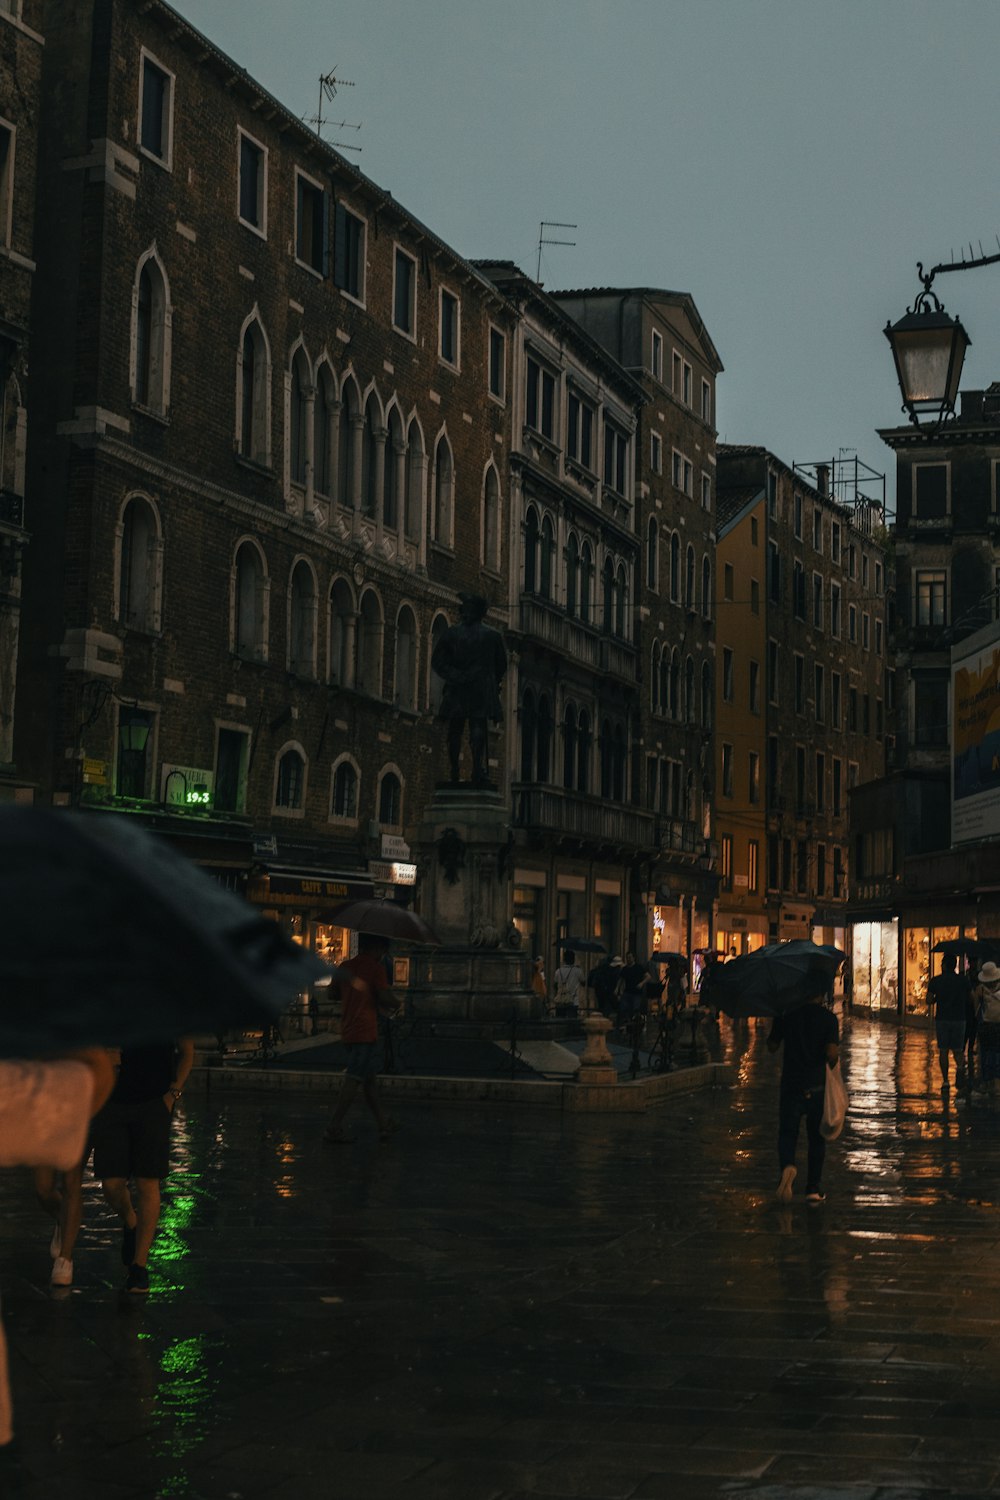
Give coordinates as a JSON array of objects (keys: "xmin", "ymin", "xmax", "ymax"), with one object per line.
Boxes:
[{"xmin": 816, "ymin": 464, "xmax": 830, "ymax": 498}]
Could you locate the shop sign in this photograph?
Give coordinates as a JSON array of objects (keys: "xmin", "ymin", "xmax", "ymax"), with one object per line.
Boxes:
[
  {"xmin": 82, "ymin": 757, "xmax": 109, "ymax": 786},
  {"xmin": 160, "ymin": 763, "xmax": 213, "ymax": 808},
  {"xmin": 381, "ymin": 834, "xmax": 411, "ymax": 860},
  {"xmin": 368, "ymin": 859, "xmax": 417, "ymax": 886}
]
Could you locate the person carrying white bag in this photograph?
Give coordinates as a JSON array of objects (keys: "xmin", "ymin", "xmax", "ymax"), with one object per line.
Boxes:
[{"xmin": 768, "ymin": 986, "xmax": 843, "ymax": 1205}]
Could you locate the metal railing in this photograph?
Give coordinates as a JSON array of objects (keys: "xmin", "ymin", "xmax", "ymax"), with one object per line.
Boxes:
[{"xmin": 512, "ymin": 782, "xmax": 657, "ymax": 851}]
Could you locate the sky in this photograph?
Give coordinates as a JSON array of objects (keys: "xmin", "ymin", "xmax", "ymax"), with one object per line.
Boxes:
[{"xmin": 173, "ymin": 0, "xmax": 1000, "ymax": 516}]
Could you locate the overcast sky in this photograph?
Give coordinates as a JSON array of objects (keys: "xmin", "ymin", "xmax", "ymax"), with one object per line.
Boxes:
[{"xmin": 174, "ymin": 0, "xmax": 1000, "ymax": 514}]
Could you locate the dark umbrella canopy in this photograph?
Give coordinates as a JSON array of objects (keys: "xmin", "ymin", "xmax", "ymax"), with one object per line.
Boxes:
[
  {"xmin": 326, "ymin": 898, "xmax": 441, "ymax": 946},
  {"xmin": 932, "ymin": 937, "xmax": 978, "ymax": 958},
  {"xmin": 0, "ymin": 808, "xmax": 330, "ymax": 1056},
  {"xmin": 561, "ymin": 937, "xmax": 607, "ymax": 954},
  {"xmin": 706, "ymin": 940, "xmax": 845, "ymax": 1020}
]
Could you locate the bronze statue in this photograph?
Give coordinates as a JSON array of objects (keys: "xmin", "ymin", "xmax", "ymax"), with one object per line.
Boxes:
[{"xmin": 431, "ymin": 595, "xmax": 506, "ymax": 787}]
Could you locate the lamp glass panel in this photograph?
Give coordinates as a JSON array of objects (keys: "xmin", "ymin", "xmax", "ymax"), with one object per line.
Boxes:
[{"xmin": 894, "ymin": 327, "xmax": 958, "ymax": 404}]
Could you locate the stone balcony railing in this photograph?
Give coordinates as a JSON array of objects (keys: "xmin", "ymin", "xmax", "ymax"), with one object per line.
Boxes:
[
  {"xmin": 511, "ymin": 782, "xmax": 657, "ymax": 853},
  {"xmin": 515, "ymin": 598, "xmax": 637, "ymax": 681},
  {"xmin": 657, "ymin": 817, "xmax": 717, "ymax": 867}
]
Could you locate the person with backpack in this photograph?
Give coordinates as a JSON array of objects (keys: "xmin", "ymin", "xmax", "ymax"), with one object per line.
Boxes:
[{"xmin": 552, "ymin": 950, "xmax": 584, "ymax": 1014}]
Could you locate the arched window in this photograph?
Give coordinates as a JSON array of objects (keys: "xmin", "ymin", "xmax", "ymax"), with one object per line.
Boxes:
[
  {"xmin": 133, "ymin": 253, "xmax": 171, "ymax": 415},
  {"xmin": 599, "ymin": 718, "xmax": 612, "ymax": 799},
  {"xmin": 404, "ymin": 419, "xmax": 423, "ymax": 541},
  {"xmin": 563, "ymin": 703, "xmax": 578, "ymax": 789},
  {"xmin": 520, "ymin": 689, "xmax": 536, "ymax": 782},
  {"xmin": 239, "ymin": 316, "xmax": 269, "ymax": 466},
  {"xmin": 331, "ymin": 759, "xmax": 358, "ymax": 819},
  {"xmin": 701, "ymin": 555, "xmax": 712, "ymax": 618},
  {"xmin": 669, "ymin": 533, "xmax": 680, "ymax": 602},
  {"xmin": 314, "ymin": 364, "xmax": 336, "ymax": 499},
  {"xmin": 685, "ymin": 545, "xmax": 695, "ymax": 608},
  {"xmin": 378, "ymin": 770, "xmax": 402, "ymax": 827},
  {"xmin": 328, "ymin": 578, "xmax": 354, "ymax": 686},
  {"xmin": 669, "ymin": 648, "xmax": 680, "ymax": 719},
  {"xmin": 356, "ymin": 589, "xmax": 383, "ymax": 697},
  {"xmin": 579, "ymin": 542, "xmax": 593, "ymax": 625},
  {"xmin": 394, "ymin": 605, "xmax": 417, "ymax": 711},
  {"xmin": 482, "ymin": 466, "xmax": 500, "ymax": 572},
  {"xmin": 234, "ymin": 541, "xmax": 267, "ymax": 661},
  {"xmin": 536, "ymin": 695, "xmax": 552, "ymax": 783},
  {"xmin": 602, "ymin": 558, "xmax": 615, "ymax": 634},
  {"xmin": 565, "ymin": 533, "xmax": 580, "ymax": 618},
  {"xmin": 429, "ymin": 612, "xmax": 448, "ymax": 712},
  {"xmin": 646, "ymin": 517, "xmax": 658, "ymax": 591},
  {"xmin": 275, "ymin": 747, "xmax": 305, "ymax": 811},
  {"xmin": 289, "ymin": 347, "xmax": 310, "ymax": 487},
  {"xmin": 118, "ymin": 495, "xmax": 160, "ymax": 632},
  {"xmin": 384, "ymin": 407, "xmax": 403, "ymax": 530},
  {"xmin": 651, "ymin": 643, "xmax": 661, "ymax": 713},
  {"xmin": 659, "ymin": 650, "xmax": 669, "ymax": 716},
  {"xmin": 337, "ymin": 380, "xmax": 358, "ymax": 507},
  {"xmin": 685, "ymin": 655, "xmax": 695, "ymax": 723},
  {"xmin": 615, "ymin": 563, "xmax": 628, "ymax": 638},
  {"xmin": 433, "ymin": 434, "xmax": 453, "ymax": 545},
  {"xmin": 539, "ymin": 515, "xmax": 555, "ymax": 601},
  {"xmin": 523, "ymin": 507, "xmax": 540, "ymax": 594},
  {"xmin": 361, "ymin": 394, "xmax": 379, "ymax": 519},
  {"xmin": 577, "ymin": 709, "xmax": 592, "ymax": 793},
  {"xmin": 701, "ymin": 660, "xmax": 712, "ymax": 727},
  {"xmin": 289, "ymin": 560, "xmax": 317, "ymax": 676}
]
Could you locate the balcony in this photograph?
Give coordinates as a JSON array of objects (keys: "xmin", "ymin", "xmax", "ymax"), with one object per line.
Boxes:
[
  {"xmin": 657, "ymin": 818, "xmax": 717, "ymax": 868},
  {"xmin": 0, "ymin": 489, "xmax": 24, "ymax": 528},
  {"xmin": 511, "ymin": 782, "xmax": 657, "ymax": 853},
  {"xmin": 516, "ymin": 598, "xmax": 636, "ymax": 675}
]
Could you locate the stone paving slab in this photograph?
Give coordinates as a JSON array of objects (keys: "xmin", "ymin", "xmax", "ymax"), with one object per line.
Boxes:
[{"xmin": 4, "ymin": 1020, "xmax": 1000, "ymax": 1497}]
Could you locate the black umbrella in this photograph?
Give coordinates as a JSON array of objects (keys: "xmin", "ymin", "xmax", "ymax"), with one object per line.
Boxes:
[
  {"xmin": 561, "ymin": 936, "xmax": 607, "ymax": 953},
  {"xmin": 932, "ymin": 937, "xmax": 978, "ymax": 958},
  {"xmin": 706, "ymin": 940, "xmax": 845, "ymax": 1020},
  {"xmin": 0, "ymin": 807, "xmax": 330, "ymax": 1056},
  {"xmin": 326, "ymin": 898, "xmax": 441, "ymax": 946},
  {"xmin": 652, "ymin": 951, "xmax": 687, "ymax": 964}
]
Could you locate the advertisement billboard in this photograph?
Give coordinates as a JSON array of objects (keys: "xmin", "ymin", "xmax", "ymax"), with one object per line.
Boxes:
[{"xmin": 952, "ymin": 623, "xmax": 1000, "ymax": 845}]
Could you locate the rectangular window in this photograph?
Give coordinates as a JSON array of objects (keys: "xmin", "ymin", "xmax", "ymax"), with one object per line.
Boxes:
[
  {"xmin": 816, "ymin": 843, "xmax": 826, "ymax": 898},
  {"xmin": 683, "ymin": 362, "xmax": 692, "ymax": 405},
  {"xmin": 830, "ymin": 582, "xmax": 841, "ymax": 638},
  {"xmin": 767, "ymin": 639, "xmax": 779, "ymax": 705},
  {"xmin": 333, "ymin": 203, "xmax": 365, "ymax": 301},
  {"xmin": 768, "ymin": 735, "xmax": 779, "ymax": 799},
  {"xmin": 651, "ymin": 328, "xmax": 663, "ymax": 381},
  {"xmin": 751, "ymin": 517, "xmax": 759, "ymax": 546},
  {"xmin": 603, "ymin": 420, "xmax": 628, "ymax": 495},
  {"xmin": 863, "ymin": 693, "xmax": 871, "ymax": 735},
  {"xmin": 722, "ymin": 743, "xmax": 734, "ymax": 797},
  {"xmin": 567, "ymin": 392, "xmax": 594, "ymax": 469},
  {"xmin": 833, "ymin": 758, "xmax": 842, "ymax": 816},
  {"xmin": 0, "ymin": 121, "xmax": 11, "ymax": 248},
  {"xmin": 913, "ymin": 676, "xmax": 948, "ymax": 747},
  {"xmin": 672, "ymin": 450, "xmax": 693, "ymax": 495},
  {"xmin": 862, "ymin": 554, "xmax": 869, "ymax": 588},
  {"xmin": 723, "ymin": 647, "xmax": 734, "ymax": 702},
  {"xmin": 812, "ymin": 573, "xmax": 823, "ymax": 630},
  {"xmin": 116, "ymin": 708, "xmax": 155, "ymax": 799},
  {"xmin": 238, "ymin": 130, "xmax": 267, "ymax": 233},
  {"xmin": 793, "ymin": 561, "xmax": 805, "ymax": 620},
  {"xmin": 650, "ymin": 432, "xmax": 662, "ymax": 474},
  {"xmin": 813, "ymin": 508, "xmax": 823, "ymax": 552},
  {"xmin": 768, "ymin": 541, "xmax": 780, "ymax": 603},
  {"xmin": 701, "ymin": 473, "xmax": 711, "ymax": 511},
  {"xmin": 848, "ymin": 604, "xmax": 857, "ymax": 643},
  {"xmin": 439, "ymin": 288, "xmax": 459, "ymax": 366},
  {"xmin": 782, "ymin": 838, "xmax": 792, "ymax": 891},
  {"xmin": 393, "ymin": 247, "xmax": 416, "ymax": 334},
  {"xmin": 831, "ymin": 671, "xmax": 841, "ymax": 728},
  {"xmin": 915, "ymin": 571, "xmax": 946, "ymax": 626},
  {"xmin": 748, "ymin": 840, "xmax": 759, "ymax": 894},
  {"xmin": 831, "ymin": 521, "xmax": 841, "ymax": 564},
  {"xmin": 489, "ymin": 327, "xmax": 506, "ymax": 401},
  {"xmin": 749, "ymin": 751, "xmax": 760, "ymax": 804},
  {"xmin": 849, "ymin": 687, "xmax": 858, "ymax": 732},
  {"xmin": 750, "ymin": 578, "xmax": 760, "ymax": 615},
  {"xmin": 797, "ymin": 840, "xmax": 808, "ymax": 895},
  {"xmin": 701, "ymin": 378, "xmax": 712, "ymax": 423},
  {"xmin": 721, "ymin": 834, "xmax": 733, "ymax": 891},
  {"xmin": 874, "ymin": 560, "xmax": 882, "ymax": 594},
  {"xmin": 767, "ymin": 470, "xmax": 777, "ymax": 519},
  {"xmin": 295, "ymin": 171, "xmax": 327, "ymax": 274},
  {"xmin": 793, "ymin": 492, "xmax": 803, "ymax": 539},
  {"xmin": 671, "ymin": 350, "xmax": 682, "ymax": 393},
  {"xmin": 816, "ymin": 752, "xmax": 825, "ymax": 812},
  {"xmin": 833, "ymin": 847, "xmax": 844, "ymax": 897},
  {"xmin": 794, "ymin": 653, "xmax": 804, "ymax": 713},
  {"xmin": 749, "ymin": 659, "xmax": 760, "ymax": 714},
  {"xmin": 862, "ymin": 612, "xmax": 871, "ymax": 649},
  {"xmin": 724, "ymin": 563, "xmax": 734, "ymax": 601},
  {"xmin": 814, "ymin": 663, "xmax": 824, "ymax": 722},
  {"xmin": 913, "ymin": 462, "xmax": 949, "ymax": 519},
  {"xmin": 139, "ymin": 51, "xmax": 173, "ymax": 166},
  {"xmin": 215, "ymin": 728, "xmax": 250, "ymax": 813},
  {"xmin": 526, "ymin": 356, "xmax": 556, "ymax": 440}
]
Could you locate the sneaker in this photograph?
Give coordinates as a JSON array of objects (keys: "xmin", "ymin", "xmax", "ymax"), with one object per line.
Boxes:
[
  {"xmin": 49, "ymin": 1224, "xmax": 62, "ymax": 1260},
  {"xmin": 805, "ymin": 1188, "xmax": 826, "ymax": 1203},
  {"xmin": 776, "ymin": 1165, "xmax": 797, "ymax": 1203},
  {"xmin": 50, "ymin": 1257, "xmax": 73, "ymax": 1287},
  {"xmin": 120, "ymin": 1222, "xmax": 136, "ymax": 1267},
  {"xmin": 125, "ymin": 1263, "xmax": 149, "ymax": 1294}
]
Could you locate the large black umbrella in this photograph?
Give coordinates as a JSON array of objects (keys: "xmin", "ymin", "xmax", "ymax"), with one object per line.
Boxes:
[
  {"xmin": 0, "ymin": 807, "xmax": 330, "ymax": 1056},
  {"xmin": 932, "ymin": 937, "xmax": 978, "ymax": 958},
  {"xmin": 326, "ymin": 898, "xmax": 441, "ymax": 946},
  {"xmin": 561, "ymin": 936, "xmax": 607, "ymax": 953},
  {"xmin": 706, "ymin": 940, "xmax": 845, "ymax": 1020}
]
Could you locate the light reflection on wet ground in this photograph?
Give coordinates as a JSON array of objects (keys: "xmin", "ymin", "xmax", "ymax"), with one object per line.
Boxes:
[{"xmin": 4, "ymin": 1018, "xmax": 1000, "ymax": 1497}]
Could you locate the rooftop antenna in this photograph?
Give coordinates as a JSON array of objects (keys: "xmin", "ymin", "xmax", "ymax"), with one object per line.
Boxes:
[
  {"xmin": 306, "ymin": 67, "xmax": 362, "ymax": 154},
  {"xmin": 537, "ymin": 220, "xmax": 577, "ymax": 284}
]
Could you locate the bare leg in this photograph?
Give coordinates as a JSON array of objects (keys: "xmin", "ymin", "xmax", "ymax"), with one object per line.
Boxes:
[
  {"xmin": 132, "ymin": 1179, "xmax": 161, "ymax": 1267},
  {"xmin": 102, "ymin": 1176, "xmax": 137, "ymax": 1233},
  {"xmin": 325, "ymin": 1075, "xmax": 362, "ymax": 1138},
  {"xmin": 938, "ymin": 1046, "xmax": 950, "ymax": 1086},
  {"xmin": 58, "ymin": 1163, "xmax": 86, "ymax": 1262}
]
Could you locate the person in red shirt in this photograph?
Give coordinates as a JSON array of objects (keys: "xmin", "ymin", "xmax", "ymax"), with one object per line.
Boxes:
[{"xmin": 323, "ymin": 933, "xmax": 401, "ymax": 1143}]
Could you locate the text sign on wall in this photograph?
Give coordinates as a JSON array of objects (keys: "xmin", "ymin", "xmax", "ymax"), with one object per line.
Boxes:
[{"xmin": 160, "ymin": 764, "xmax": 214, "ymax": 808}]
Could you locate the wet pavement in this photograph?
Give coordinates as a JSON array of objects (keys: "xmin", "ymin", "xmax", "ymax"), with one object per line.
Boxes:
[{"xmin": 3, "ymin": 1016, "xmax": 1000, "ymax": 1499}]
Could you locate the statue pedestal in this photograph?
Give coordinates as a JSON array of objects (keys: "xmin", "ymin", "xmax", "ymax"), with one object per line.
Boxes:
[
  {"xmin": 576, "ymin": 1014, "xmax": 617, "ymax": 1087},
  {"xmin": 406, "ymin": 785, "xmax": 533, "ymax": 1023}
]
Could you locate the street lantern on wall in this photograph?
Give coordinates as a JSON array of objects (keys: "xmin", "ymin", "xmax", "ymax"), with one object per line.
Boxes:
[
  {"xmin": 885, "ymin": 242, "xmax": 1000, "ymax": 424},
  {"xmin": 117, "ymin": 706, "xmax": 150, "ymax": 754}
]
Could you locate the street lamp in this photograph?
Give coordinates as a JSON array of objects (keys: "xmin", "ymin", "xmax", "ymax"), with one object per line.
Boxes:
[
  {"xmin": 885, "ymin": 242, "xmax": 1000, "ymax": 424},
  {"xmin": 117, "ymin": 706, "xmax": 150, "ymax": 754}
]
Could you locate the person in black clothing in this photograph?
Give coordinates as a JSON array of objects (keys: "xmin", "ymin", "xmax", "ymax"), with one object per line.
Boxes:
[
  {"xmin": 768, "ymin": 986, "xmax": 839, "ymax": 1204},
  {"xmin": 91, "ymin": 1039, "xmax": 194, "ymax": 1293}
]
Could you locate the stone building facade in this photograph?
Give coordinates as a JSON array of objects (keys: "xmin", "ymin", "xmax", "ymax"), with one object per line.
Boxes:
[{"xmin": 16, "ymin": 0, "xmax": 516, "ymax": 962}]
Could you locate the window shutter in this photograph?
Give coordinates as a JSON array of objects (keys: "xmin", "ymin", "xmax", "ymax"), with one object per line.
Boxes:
[
  {"xmin": 333, "ymin": 203, "xmax": 347, "ymax": 288},
  {"xmin": 322, "ymin": 190, "xmax": 331, "ymax": 278}
]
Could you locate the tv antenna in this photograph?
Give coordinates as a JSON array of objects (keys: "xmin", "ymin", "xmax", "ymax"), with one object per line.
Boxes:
[
  {"xmin": 537, "ymin": 220, "xmax": 576, "ymax": 283},
  {"xmin": 306, "ymin": 67, "xmax": 362, "ymax": 154}
]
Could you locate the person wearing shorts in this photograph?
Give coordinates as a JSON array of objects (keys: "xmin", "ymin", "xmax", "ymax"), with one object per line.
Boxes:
[
  {"xmin": 323, "ymin": 933, "xmax": 400, "ymax": 1144},
  {"xmin": 928, "ymin": 954, "xmax": 972, "ymax": 1092},
  {"xmin": 91, "ymin": 1039, "xmax": 193, "ymax": 1294}
]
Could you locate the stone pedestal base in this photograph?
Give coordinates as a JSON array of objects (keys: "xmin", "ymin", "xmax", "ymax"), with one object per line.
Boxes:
[{"xmin": 575, "ymin": 1013, "xmax": 617, "ymax": 1087}]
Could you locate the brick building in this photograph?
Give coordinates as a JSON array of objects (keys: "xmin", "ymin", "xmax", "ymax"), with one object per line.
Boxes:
[
  {"xmin": 717, "ymin": 447, "xmax": 890, "ymax": 954},
  {"xmin": 16, "ymin": 0, "xmax": 516, "ymax": 963},
  {"xmin": 0, "ymin": 0, "xmax": 40, "ymax": 796},
  {"xmin": 551, "ymin": 288, "xmax": 722, "ymax": 968}
]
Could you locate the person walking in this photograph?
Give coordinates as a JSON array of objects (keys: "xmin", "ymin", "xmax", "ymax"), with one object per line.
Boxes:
[
  {"xmin": 768, "ymin": 986, "xmax": 840, "ymax": 1204},
  {"xmin": 530, "ymin": 956, "xmax": 548, "ymax": 1011},
  {"xmin": 972, "ymin": 960, "xmax": 1000, "ymax": 1106},
  {"xmin": 927, "ymin": 953, "xmax": 972, "ymax": 1092},
  {"xmin": 552, "ymin": 950, "xmax": 584, "ymax": 1014},
  {"xmin": 588, "ymin": 955, "xmax": 624, "ymax": 1017},
  {"xmin": 618, "ymin": 951, "xmax": 648, "ymax": 1027},
  {"xmin": 91, "ymin": 1038, "xmax": 195, "ymax": 1294},
  {"xmin": 34, "ymin": 1157, "xmax": 86, "ymax": 1288},
  {"xmin": 323, "ymin": 933, "xmax": 401, "ymax": 1144}
]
